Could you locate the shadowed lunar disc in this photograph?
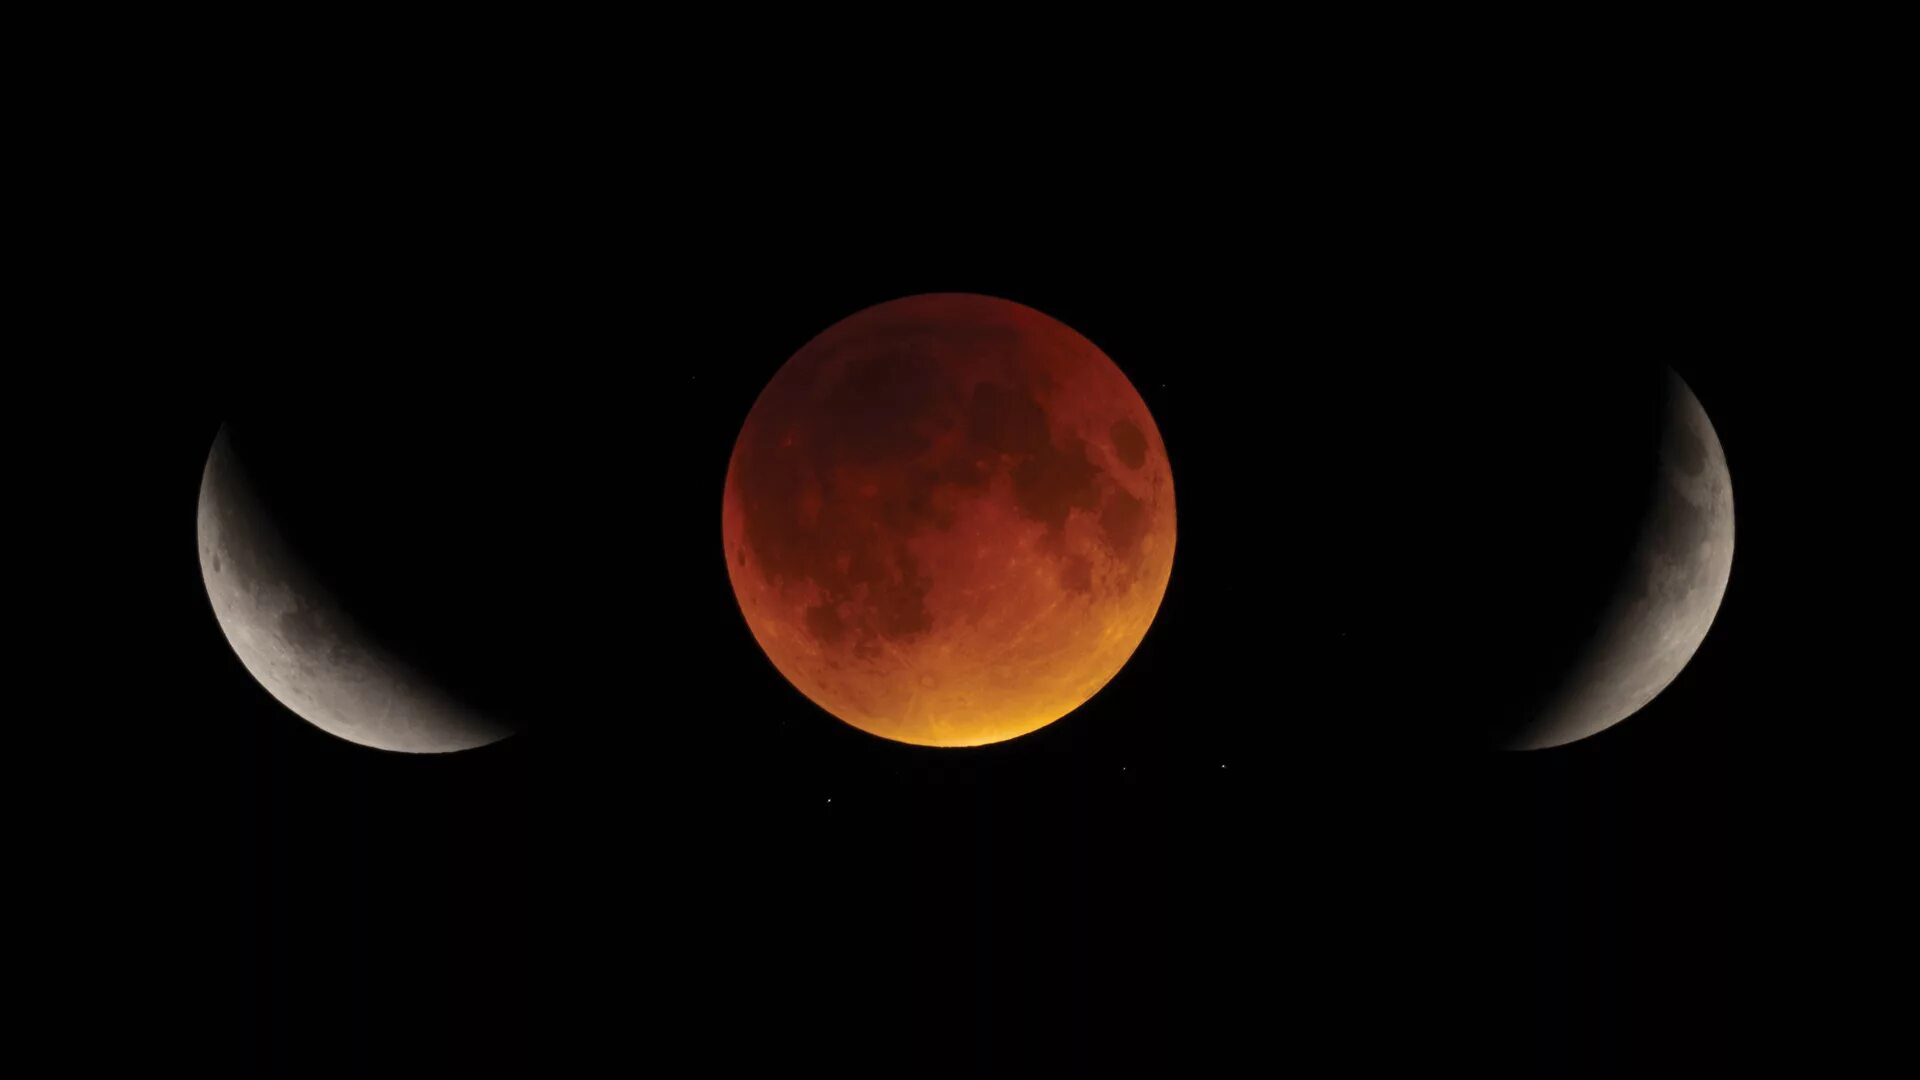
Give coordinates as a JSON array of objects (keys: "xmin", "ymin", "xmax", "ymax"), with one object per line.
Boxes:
[
  {"xmin": 1510, "ymin": 369, "xmax": 1734, "ymax": 750},
  {"xmin": 197, "ymin": 427, "xmax": 515, "ymax": 753},
  {"xmin": 723, "ymin": 293, "xmax": 1176, "ymax": 748}
]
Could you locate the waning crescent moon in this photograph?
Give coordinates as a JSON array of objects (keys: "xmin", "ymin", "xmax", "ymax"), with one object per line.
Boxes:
[
  {"xmin": 1510, "ymin": 369, "xmax": 1735, "ymax": 750},
  {"xmin": 197, "ymin": 427, "xmax": 514, "ymax": 753}
]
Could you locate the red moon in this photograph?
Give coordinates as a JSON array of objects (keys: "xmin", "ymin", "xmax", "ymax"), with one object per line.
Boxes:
[{"xmin": 722, "ymin": 293, "xmax": 1176, "ymax": 747}]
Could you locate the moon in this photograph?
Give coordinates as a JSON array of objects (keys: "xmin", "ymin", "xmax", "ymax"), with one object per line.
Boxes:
[
  {"xmin": 723, "ymin": 293, "xmax": 1176, "ymax": 747},
  {"xmin": 1509, "ymin": 369, "xmax": 1734, "ymax": 750},
  {"xmin": 197, "ymin": 427, "xmax": 515, "ymax": 753}
]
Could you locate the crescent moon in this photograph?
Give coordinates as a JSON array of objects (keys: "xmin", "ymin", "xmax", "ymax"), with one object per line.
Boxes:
[
  {"xmin": 196, "ymin": 427, "xmax": 514, "ymax": 753},
  {"xmin": 1511, "ymin": 369, "xmax": 1735, "ymax": 750}
]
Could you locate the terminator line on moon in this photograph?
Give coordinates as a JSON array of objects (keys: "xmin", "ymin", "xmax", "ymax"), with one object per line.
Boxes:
[
  {"xmin": 1511, "ymin": 368, "xmax": 1735, "ymax": 750},
  {"xmin": 197, "ymin": 428, "xmax": 514, "ymax": 753},
  {"xmin": 723, "ymin": 293, "xmax": 1177, "ymax": 747}
]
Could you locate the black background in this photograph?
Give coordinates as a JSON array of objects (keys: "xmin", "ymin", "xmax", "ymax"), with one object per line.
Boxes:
[{"xmin": 54, "ymin": 170, "xmax": 1795, "ymax": 1077}]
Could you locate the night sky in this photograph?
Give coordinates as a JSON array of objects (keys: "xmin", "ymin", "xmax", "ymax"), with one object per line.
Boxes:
[{"xmin": 74, "ymin": 203, "xmax": 1785, "ymax": 1077}]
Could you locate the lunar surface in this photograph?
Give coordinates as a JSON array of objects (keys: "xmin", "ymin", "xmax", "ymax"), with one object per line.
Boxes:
[
  {"xmin": 723, "ymin": 293, "xmax": 1176, "ymax": 747},
  {"xmin": 198, "ymin": 427, "xmax": 514, "ymax": 753},
  {"xmin": 1511, "ymin": 369, "xmax": 1734, "ymax": 750}
]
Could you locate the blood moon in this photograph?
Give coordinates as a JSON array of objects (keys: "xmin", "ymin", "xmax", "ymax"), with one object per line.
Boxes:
[{"xmin": 722, "ymin": 293, "xmax": 1175, "ymax": 747}]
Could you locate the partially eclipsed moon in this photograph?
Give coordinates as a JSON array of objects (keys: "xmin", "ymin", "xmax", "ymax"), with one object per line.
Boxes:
[
  {"xmin": 1511, "ymin": 369, "xmax": 1735, "ymax": 750},
  {"xmin": 722, "ymin": 293, "xmax": 1176, "ymax": 747},
  {"xmin": 198, "ymin": 427, "xmax": 514, "ymax": 753}
]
